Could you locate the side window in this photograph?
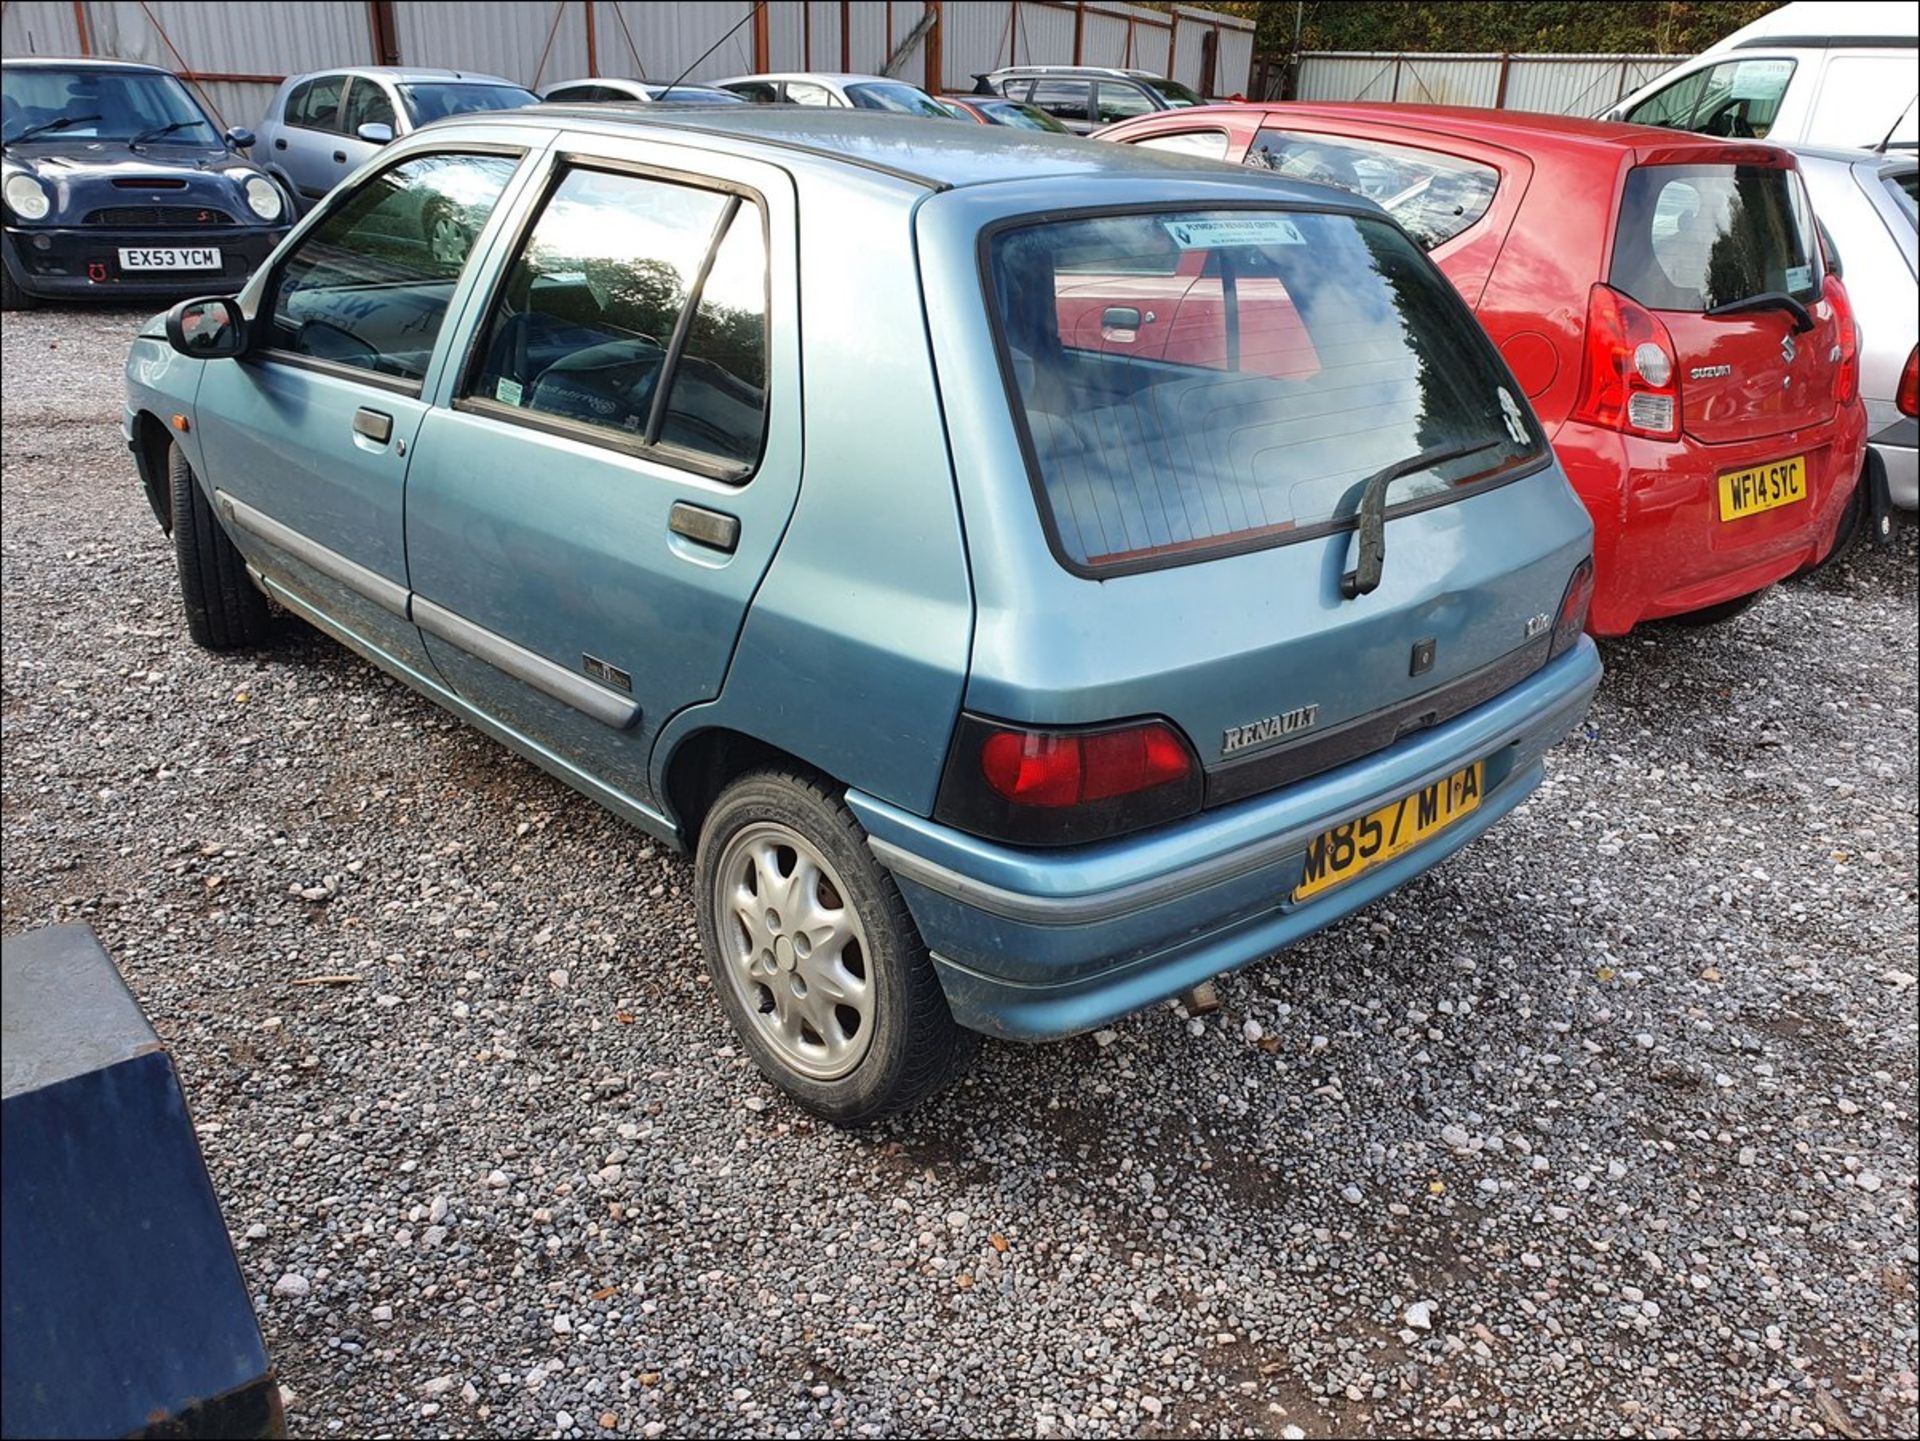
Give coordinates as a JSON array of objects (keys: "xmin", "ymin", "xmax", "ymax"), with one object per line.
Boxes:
[
  {"xmin": 1095, "ymin": 81, "xmax": 1154, "ymax": 124},
  {"xmin": 1133, "ymin": 130, "xmax": 1231, "ymax": 161},
  {"xmin": 340, "ymin": 78, "xmax": 396, "ymax": 135},
  {"xmin": 784, "ymin": 81, "xmax": 840, "ymax": 107},
  {"xmin": 467, "ymin": 167, "xmax": 770, "ymax": 478},
  {"xmin": 1246, "ymin": 128, "xmax": 1499, "ymax": 250},
  {"xmin": 1029, "ymin": 80, "xmax": 1091, "ymax": 122},
  {"xmin": 290, "ymin": 73, "xmax": 346, "ymax": 132},
  {"xmin": 998, "ymin": 78, "xmax": 1034, "ymax": 103},
  {"xmin": 283, "ymin": 78, "xmax": 313, "ymax": 124},
  {"xmin": 1623, "ymin": 67, "xmax": 1712, "ymax": 130},
  {"xmin": 263, "ymin": 152, "xmax": 520, "ymax": 386}
]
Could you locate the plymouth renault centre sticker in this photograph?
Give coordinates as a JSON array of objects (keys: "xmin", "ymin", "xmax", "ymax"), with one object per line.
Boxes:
[{"xmin": 1162, "ymin": 215, "xmax": 1308, "ymax": 248}]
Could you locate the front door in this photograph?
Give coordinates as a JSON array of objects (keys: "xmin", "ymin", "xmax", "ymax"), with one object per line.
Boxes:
[
  {"xmin": 191, "ymin": 146, "xmax": 530, "ymax": 673},
  {"xmin": 403, "ymin": 136, "xmax": 801, "ymax": 810}
]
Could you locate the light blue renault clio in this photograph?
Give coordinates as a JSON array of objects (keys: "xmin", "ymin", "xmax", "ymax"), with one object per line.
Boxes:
[{"xmin": 124, "ymin": 107, "xmax": 1602, "ymax": 1123}]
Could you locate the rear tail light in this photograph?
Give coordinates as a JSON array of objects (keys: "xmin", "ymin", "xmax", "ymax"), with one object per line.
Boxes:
[
  {"xmin": 1550, "ymin": 558, "xmax": 1596, "ymax": 659},
  {"xmin": 1899, "ymin": 346, "xmax": 1918, "ymax": 419},
  {"xmin": 935, "ymin": 714, "xmax": 1204, "ymax": 846},
  {"xmin": 1571, "ymin": 284, "xmax": 1680, "ymax": 440},
  {"xmin": 1824, "ymin": 273, "xmax": 1860, "ymax": 408}
]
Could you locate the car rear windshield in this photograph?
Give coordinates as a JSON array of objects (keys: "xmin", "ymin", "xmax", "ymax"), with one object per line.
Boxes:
[
  {"xmin": 398, "ymin": 82, "xmax": 537, "ymax": 124},
  {"xmin": 1609, "ymin": 163, "xmax": 1820, "ymax": 312},
  {"xmin": 1144, "ymin": 77, "xmax": 1204, "ymax": 107},
  {"xmin": 1887, "ymin": 167, "xmax": 1918, "ymax": 225},
  {"xmin": 845, "ymin": 81, "xmax": 950, "ymax": 116},
  {"xmin": 985, "ymin": 208, "xmax": 1543, "ymax": 574}
]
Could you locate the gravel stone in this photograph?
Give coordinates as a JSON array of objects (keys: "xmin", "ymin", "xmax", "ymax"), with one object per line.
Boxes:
[{"xmin": 4, "ymin": 309, "xmax": 1916, "ymax": 1438}]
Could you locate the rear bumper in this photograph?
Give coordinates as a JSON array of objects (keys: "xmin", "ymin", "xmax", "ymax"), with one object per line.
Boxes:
[
  {"xmin": 1557, "ymin": 407, "xmax": 1868, "ymax": 634},
  {"xmin": 1870, "ymin": 415, "xmax": 1917, "ymax": 510},
  {"xmin": 2, "ymin": 224, "xmax": 285, "ymax": 301},
  {"xmin": 851, "ymin": 639, "xmax": 1602, "ymax": 1041}
]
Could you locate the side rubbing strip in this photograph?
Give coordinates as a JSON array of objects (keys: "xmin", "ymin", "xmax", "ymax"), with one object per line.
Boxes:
[
  {"xmin": 411, "ymin": 597, "xmax": 641, "ymax": 731},
  {"xmin": 215, "ymin": 490, "xmax": 410, "ymax": 618}
]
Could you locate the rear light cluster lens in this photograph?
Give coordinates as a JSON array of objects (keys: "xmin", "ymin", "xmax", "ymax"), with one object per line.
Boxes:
[
  {"xmin": 1824, "ymin": 273, "xmax": 1860, "ymax": 408},
  {"xmin": 1898, "ymin": 346, "xmax": 1918, "ymax": 419},
  {"xmin": 1572, "ymin": 284, "xmax": 1680, "ymax": 440},
  {"xmin": 1550, "ymin": 557, "xmax": 1596, "ymax": 659},
  {"xmin": 936, "ymin": 714, "xmax": 1204, "ymax": 846}
]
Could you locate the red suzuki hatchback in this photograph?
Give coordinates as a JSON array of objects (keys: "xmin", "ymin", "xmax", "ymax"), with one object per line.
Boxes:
[{"xmin": 1099, "ymin": 104, "xmax": 1869, "ymax": 635}]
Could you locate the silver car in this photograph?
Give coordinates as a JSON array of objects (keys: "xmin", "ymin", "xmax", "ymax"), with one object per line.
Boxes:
[
  {"xmin": 540, "ymin": 78, "xmax": 745, "ymax": 106},
  {"xmin": 254, "ymin": 67, "xmax": 535, "ymax": 215},
  {"xmin": 1795, "ymin": 145, "xmax": 1919, "ymax": 510},
  {"xmin": 709, "ymin": 72, "xmax": 956, "ymax": 117}
]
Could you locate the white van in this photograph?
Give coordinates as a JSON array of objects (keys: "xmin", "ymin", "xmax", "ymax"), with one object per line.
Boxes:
[{"xmin": 1605, "ymin": 0, "xmax": 1917, "ymax": 150}]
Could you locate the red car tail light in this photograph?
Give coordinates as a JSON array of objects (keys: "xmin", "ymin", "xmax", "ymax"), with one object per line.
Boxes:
[
  {"xmin": 1571, "ymin": 284, "xmax": 1680, "ymax": 440},
  {"xmin": 936, "ymin": 715, "xmax": 1204, "ymax": 846},
  {"xmin": 1898, "ymin": 346, "xmax": 1918, "ymax": 419},
  {"xmin": 1824, "ymin": 273, "xmax": 1860, "ymax": 408},
  {"xmin": 1550, "ymin": 558, "xmax": 1596, "ymax": 658}
]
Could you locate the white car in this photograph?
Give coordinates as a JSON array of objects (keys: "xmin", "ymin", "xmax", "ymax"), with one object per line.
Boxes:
[
  {"xmin": 1797, "ymin": 144, "xmax": 1919, "ymax": 511},
  {"xmin": 710, "ymin": 72, "xmax": 955, "ymax": 117},
  {"xmin": 1606, "ymin": 0, "xmax": 1918, "ymax": 151},
  {"xmin": 540, "ymin": 78, "xmax": 744, "ymax": 106}
]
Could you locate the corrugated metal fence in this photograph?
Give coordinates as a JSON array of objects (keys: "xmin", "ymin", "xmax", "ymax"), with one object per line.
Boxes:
[
  {"xmin": 1290, "ymin": 51, "xmax": 1682, "ymax": 117},
  {"xmin": 0, "ymin": 1, "xmax": 1255, "ymax": 131}
]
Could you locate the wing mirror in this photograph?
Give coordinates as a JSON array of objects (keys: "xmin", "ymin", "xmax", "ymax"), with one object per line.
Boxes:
[
  {"xmin": 224, "ymin": 126, "xmax": 256, "ymax": 149},
  {"xmin": 356, "ymin": 122, "xmax": 395, "ymax": 145},
  {"xmin": 164, "ymin": 296, "xmax": 249, "ymax": 359}
]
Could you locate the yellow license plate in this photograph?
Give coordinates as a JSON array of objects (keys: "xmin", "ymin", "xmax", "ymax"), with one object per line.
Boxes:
[
  {"xmin": 1292, "ymin": 762, "xmax": 1484, "ymax": 902},
  {"xmin": 1718, "ymin": 455, "xmax": 1806, "ymax": 521}
]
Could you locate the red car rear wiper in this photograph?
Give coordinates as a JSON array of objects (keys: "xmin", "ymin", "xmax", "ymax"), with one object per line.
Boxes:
[{"xmin": 1705, "ymin": 291, "xmax": 1814, "ymax": 333}]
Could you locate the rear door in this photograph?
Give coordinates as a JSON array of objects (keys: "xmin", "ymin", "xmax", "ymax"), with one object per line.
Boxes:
[
  {"xmin": 402, "ymin": 135, "xmax": 800, "ymax": 804},
  {"xmin": 1608, "ymin": 157, "xmax": 1838, "ymax": 444}
]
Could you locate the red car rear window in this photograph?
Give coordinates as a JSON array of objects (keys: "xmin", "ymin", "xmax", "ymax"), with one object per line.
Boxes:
[{"xmin": 1609, "ymin": 164, "xmax": 1820, "ymax": 312}]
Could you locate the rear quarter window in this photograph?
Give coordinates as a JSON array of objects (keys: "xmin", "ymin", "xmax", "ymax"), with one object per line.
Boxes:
[
  {"xmin": 1245, "ymin": 129, "xmax": 1499, "ymax": 250},
  {"xmin": 1610, "ymin": 164, "xmax": 1821, "ymax": 311}
]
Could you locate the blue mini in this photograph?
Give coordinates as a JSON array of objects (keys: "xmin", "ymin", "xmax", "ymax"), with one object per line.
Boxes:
[{"xmin": 124, "ymin": 107, "xmax": 1601, "ymax": 1123}]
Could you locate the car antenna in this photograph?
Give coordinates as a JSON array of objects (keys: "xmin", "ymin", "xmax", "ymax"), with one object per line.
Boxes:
[
  {"xmin": 655, "ymin": 0, "xmax": 763, "ymax": 102},
  {"xmin": 1874, "ymin": 94, "xmax": 1916, "ymax": 153}
]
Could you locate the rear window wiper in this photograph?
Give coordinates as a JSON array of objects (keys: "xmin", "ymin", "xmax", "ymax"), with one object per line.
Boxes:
[
  {"xmin": 1341, "ymin": 439, "xmax": 1508, "ymax": 600},
  {"xmin": 4, "ymin": 112, "xmax": 101, "ymax": 147},
  {"xmin": 1705, "ymin": 291, "xmax": 1814, "ymax": 333}
]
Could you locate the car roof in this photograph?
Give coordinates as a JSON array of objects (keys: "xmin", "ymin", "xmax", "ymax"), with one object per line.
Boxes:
[
  {"xmin": 713, "ymin": 72, "xmax": 904, "ymax": 86},
  {"xmin": 474, "ymin": 105, "xmax": 1351, "ymax": 199},
  {"xmin": 291, "ymin": 66, "xmax": 521, "ymax": 85},
  {"xmin": 1789, "ymin": 141, "xmax": 1917, "ymax": 170},
  {"xmin": 1161, "ymin": 101, "xmax": 1775, "ymax": 155},
  {"xmin": 1, "ymin": 57, "xmax": 170, "ymax": 73},
  {"xmin": 989, "ymin": 65, "xmax": 1160, "ymax": 79},
  {"xmin": 1709, "ymin": 0, "xmax": 1918, "ymax": 52}
]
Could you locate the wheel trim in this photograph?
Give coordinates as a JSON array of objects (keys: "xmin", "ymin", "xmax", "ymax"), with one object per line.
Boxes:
[
  {"xmin": 429, "ymin": 215, "xmax": 467, "ymax": 263},
  {"xmin": 713, "ymin": 822, "xmax": 875, "ymax": 1081}
]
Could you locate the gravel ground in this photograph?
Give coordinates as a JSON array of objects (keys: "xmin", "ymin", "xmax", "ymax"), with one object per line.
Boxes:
[{"xmin": 3, "ymin": 306, "xmax": 1917, "ymax": 1441}]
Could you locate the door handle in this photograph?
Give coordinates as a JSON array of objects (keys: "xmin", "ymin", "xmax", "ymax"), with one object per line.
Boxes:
[
  {"xmin": 669, "ymin": 501, "xmax": 739, "ymax": 553},
  {"xmin": 352, "ymin": 407, "xmax": 393, "ymax": 444},
  {"xmin": 332, "ymin": 150, "xmax": 348, "ymax": 163},
  {"xmin": 273, "ymin": 137, "xmax": 287, "ymax": 150}
]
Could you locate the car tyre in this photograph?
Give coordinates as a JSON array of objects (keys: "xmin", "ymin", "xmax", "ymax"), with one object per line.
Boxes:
[
  {"xmin": 1666, "ymin": 590, "xmax": 1762, "ymax": 627},
  {"xmin": 1, "ymin": 264, "xmax": 37, "ymax": 311},
  {"xmin": 695, "ymin": 767, "xmax": 975, "ymax": 1125},
  {"xmin": 169, "ymin": 442, "xmax": 275, "ymax": 650}
]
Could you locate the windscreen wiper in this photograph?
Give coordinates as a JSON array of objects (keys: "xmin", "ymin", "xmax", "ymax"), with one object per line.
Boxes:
[
  {"xmin": 1340, "ymin": 440, "xmax": 1506, "ymax": 600},
  {"xmin": 1705, "ymin": 291, "xmax": 1814, "ymax": 332},
  {"xmin": 130, "ymin": 120, "xmax": 204, "ymax": 149},
  {"xmin": 4, "ymin": 113, "xmax": 101, "ymax": 147}
]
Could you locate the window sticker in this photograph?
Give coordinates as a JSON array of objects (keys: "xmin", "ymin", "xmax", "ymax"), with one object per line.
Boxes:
[
  {"xmin": 495, "ymin": 377, "xmax": 524, "ymax": 406},
  {"xmin": 1161, "ymin": 215, "xmax": 1307, "ymax": 249},
  {"xmin": 1783, "ymin": 264, "xmax": 1812, "ymax": 294},
  {"xmin": 1730, "ymin": 59, "xmax": 1793, "ymax": 100},
  {"xmin": 1499, "ymin": 388, "xmax": 1528, "ymax": 445}
]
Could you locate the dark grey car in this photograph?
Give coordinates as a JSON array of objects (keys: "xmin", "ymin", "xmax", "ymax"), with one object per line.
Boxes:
[{"xmin": 972, "ymin": 65, "xmax": 1204, "ymax": 134}]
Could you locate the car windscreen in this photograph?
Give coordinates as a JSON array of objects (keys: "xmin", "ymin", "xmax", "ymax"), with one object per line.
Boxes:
[
  {"xmin": 844, "ymin": 81, "xmax": 950, "ymax": 116},
  {"xmin": 1144, "ymin": 78, "xmax": 1204, "ymax": 108},
  {"xmin": 1609, "ymin": 164, "xmax": 1820, "ymax": 312},
  {"xmin": 398, "ymin": 82, "xmax": 538, "ymax": 124},
  {"xmin": 986, "ymin": 208, "xmax": 1544, "ymax": 574},
  {"xmin": 647, "ymin": 87, "xmax": 743, "ymax": 105},
  {"xmin": 0, "ymin": 67, "xmax": 217, "ymax": 144}
]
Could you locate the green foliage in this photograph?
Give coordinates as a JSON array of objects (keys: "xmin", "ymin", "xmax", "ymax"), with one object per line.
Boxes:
[{"xmin": 1184, "ymin": 1, "xmax": 1784, "ymax": 57}]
